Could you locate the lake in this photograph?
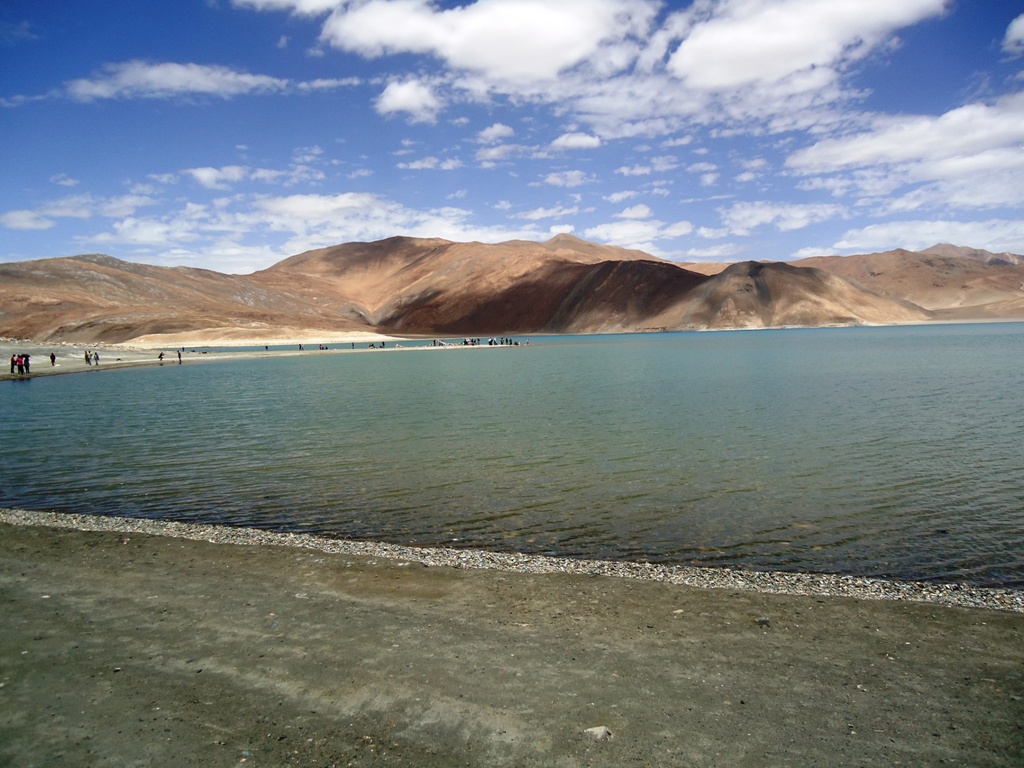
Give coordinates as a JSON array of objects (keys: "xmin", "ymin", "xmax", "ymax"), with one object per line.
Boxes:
[{"xmin": 2, "ymin": 323, "xmax": 1022, "ymax": 586}]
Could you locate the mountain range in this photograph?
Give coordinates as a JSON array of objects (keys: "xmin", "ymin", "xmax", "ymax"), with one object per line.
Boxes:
[{"xmin": 1, "ymin": 235, "xmax": 1022, "ymax": 345}]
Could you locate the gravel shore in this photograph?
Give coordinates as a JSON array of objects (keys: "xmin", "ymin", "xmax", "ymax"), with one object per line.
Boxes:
[
  {"xmin": 2, "ymin": 509, "xmax": 1021, "ymax": 614},
  {"xmin": 2, "ymin": 510, "xmax": 1022, "ymax": 767}
]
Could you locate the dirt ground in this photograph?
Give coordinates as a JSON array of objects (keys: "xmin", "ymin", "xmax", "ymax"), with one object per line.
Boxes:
[{"xmin": 1, "ymin": 522, "xmax": 1022, "ymax": 767}]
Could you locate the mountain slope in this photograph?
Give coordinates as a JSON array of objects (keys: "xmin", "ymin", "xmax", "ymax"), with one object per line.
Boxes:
[
  {"xmin": 0, "ymin": 253, "xmax": 364, "ymax": 343},
  {"xmin": 794, "ymin": 249, "xmax": 1024, "ymax": 313},
  {"xmin": 0, "ymin": 235, "xmax": 960, "ymax": 344},
  {"xmin": 652, "ymin": 261, "xmax": 930, "ymax": 329}
]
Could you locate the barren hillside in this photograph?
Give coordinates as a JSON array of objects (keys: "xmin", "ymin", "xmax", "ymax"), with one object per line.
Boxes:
[{"xmin": 4, "ymin": 235, "xmax": 1011, "ymax": 345}]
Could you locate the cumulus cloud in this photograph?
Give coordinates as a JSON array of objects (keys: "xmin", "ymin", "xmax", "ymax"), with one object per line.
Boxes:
[
  {"xmin": 667, "ymin": 0, "xmax": 948, "ymax": 91},
  {"xmin": 544, "ymin": 170, "xmax": 591, "ymax": 187},
  {"xmin": 0, "ymin": 210, "xmax": 54, "ymax": 230},
  {"xmin": 70, "ymin": 190, "xmax": 552, "ymax": 272},
  {"xmin": 0, "ymin": 194, "xmax": 157, "ymax": 231},
  {"xmin": 551, "ymin": 132, "xmax": 601, "ymax": 149},
  {"xmin": 178, "ymin": 161, "xmax": 325, "ymax": 189},
  {"xmin": 583, "ymin": 216, "xmax": 693, "ymax": 251},
  {"xmin": 1003, "ymin": 13, "xmax": 1024, "ymax": 56},
  {"xmin": 397, "ymin": 156, "xmax": 463, "ymax": 170},
  {"xmin": 185, "ymin": 166, "xmax": 251, "ymax": 190},
  {"xmin": 787, "ymin": 91, "xmax": 1024, "ymax": 209},
  {"xmin": 375, "ymin": 78, "xmax": 443, "ymax": 122},
  {"xmin": 478, "ymin": 122, "xmax": 515, "ymax": 143},
  {"xmin": 319, "ymin": 0, "xmax": 652, "ymax": 83},
  {"xmin": 719, "ymin": 201, "xmax": 844, "ymax": 235},
  {"xmin": 615, "ymin": 204, "xmax": 652, "ymax": 219}
]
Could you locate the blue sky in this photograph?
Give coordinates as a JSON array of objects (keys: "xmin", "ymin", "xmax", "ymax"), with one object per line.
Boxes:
[{"xmin": 2, "ymin": 0, "xmax": 1023, "ymax": 274}]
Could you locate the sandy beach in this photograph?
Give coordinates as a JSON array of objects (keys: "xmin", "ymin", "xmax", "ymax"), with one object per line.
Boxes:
[
  {"xmin": 1, "ymin": 510, "xmax": 1022, "ymax": 767},
  {"xmin": 0, "ymin": 333, "xmax": 479, "ymax": 382}
]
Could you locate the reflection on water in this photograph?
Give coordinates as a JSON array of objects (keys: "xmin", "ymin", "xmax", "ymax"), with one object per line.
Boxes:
[{"xmin": 2, "ymin": 324, "xmax": 1023, "ymax": 586}]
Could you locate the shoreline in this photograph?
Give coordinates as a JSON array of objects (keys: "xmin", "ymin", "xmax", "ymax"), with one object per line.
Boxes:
[
  {"xmin": 5, "ymin": 320, "xmax": 1023, "ymax": 381},
  {"xmin": 3, "ymin": 508, "xmax": 1020, "ymax": 613},
  {"xmin": 0, "ymin": 333, "xmax": 500, "ymax": 381},
  {"xmin": 3, "ymin": 508, "xmax": 1023, "ymax": 766}
]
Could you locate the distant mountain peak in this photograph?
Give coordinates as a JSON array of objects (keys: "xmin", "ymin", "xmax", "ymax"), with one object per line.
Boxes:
[{"xmin": 920, "ymin": 243, "xmax": 1024, "ymax": 265}]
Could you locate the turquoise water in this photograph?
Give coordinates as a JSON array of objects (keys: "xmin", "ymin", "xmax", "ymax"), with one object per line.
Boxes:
[{"xmin": 3, "ymin": 324, "xmax": 1023, "ymax": 586}]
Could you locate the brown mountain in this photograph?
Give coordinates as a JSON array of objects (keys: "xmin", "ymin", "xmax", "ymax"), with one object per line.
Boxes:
[
  {"xmin": 0, "ymin": 253, "xmax": 369, "ymax": 344},
  {"xmin": 0, "ymin": 234, "xmax": 953, "ymax": 345},
  {"xmin": 794, "ymin": 249, "xmax": 1024, "ymax": 319},
  {"xmin": 920, "ymin": 243, "xmax": 1024, "ymax": 266},
  {"xmin": 648, "ymin": 260, "xmax": 929, "ymax": 329}
]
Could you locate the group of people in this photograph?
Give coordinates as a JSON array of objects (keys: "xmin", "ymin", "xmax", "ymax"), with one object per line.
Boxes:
[
  {"xmin": 84, "ymin": 350, "xmax": 99, "ymax": 365},
  {"xmin": 9, "ymin": 353, "xmax": 31, "ymax": 375},
  {"xmin": 7, "ymin": 352, "xmax": 58, "ymax": 375},
  {"xmin": 443, "ymin": 337, "xmax": 523, "ymax": 346}
]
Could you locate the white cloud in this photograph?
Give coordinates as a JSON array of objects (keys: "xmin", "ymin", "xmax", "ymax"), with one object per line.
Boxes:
[
  {"xmin": 615, "ymin": 204, "xmax": 652, "ymax": 219},
  {"xmin": 615, "ymin": 164, "xmax": 652, "ymax": 176},
  {"xmin": 319, "ymin": 0, "xmax": 652, "ymax": 83},
  {"xmin": 1003, "ymin": 13, "xmax": 1024, "ymax": 56},
  {"xmin": 178, "ymin": 162, "xmax": 325, "ymax": 189},
  {"xmin": 551, "ymin": 132, "xmax": 601, "ymax": 149},
  {"xmin": 787, "ymin": 92, "xmax": 1024, "ymax": 209},
  {"xmin": 604, "ymin": 190, "xmax": 637, "ymax": 203},
  {"xmin": 667, "ymin": 0, "xmax": 948, "ymax": 91},
  {"xmin": 1, "ymin": 210, "xmax": 55, "ymax": 230},
  {"xmin": 514, "ymin": 205, "xmax": 580, "ymax": 220},
  {"xmin": 719, "ymin": 201, "xmax": 844, "ymax": 235},
  {"xmin": 583, "ymin": 216, "xmax": 693, "ymax": 251},
  {"xmin": 375, "ymin": 78, "xmax": 443, "ymax": 122},
  {"xmin": 545, "ymin": 170, "xmax": 590, "ymax": 187},
  {"xmin": 650, "ymin": 155, "xmax": 679, "ymax": 171},
  {"xmin": 683, "ymin": 243, "xmax": 745, "ymax": 260},
  {"xmin": 50, "ymin": 174, "xmax": 80, "ymax": 187},
  {"xmin": 697, "ymin": 226, "xmax": 730, "ymax": 239},
  {"xmin": 397, "ymin": 156, "xmax": 463, "ymax": 170},
  {"xmin": 296, "ymin": 77, "xmax": 362, "ymax": 91},
  {"xmin": 185, "ymin": 166, "xmax": 251, "ymax": 190},
  {"xmin": 65, "ymin": 61, "xmax": 290, "ymax": 101},
  {"xmin": 70, "ymin": 190, "xmax": 553, "ymax": 272},
  {"xmin": 0, "ymin": 194, "xmax": 157, "ymax": 232},
  {"xmin": 832, "ymin": 219, "xmax": 1024, "ymax": 254},
  {"xmin": 478, "ymin": 122, "xmax": 515, "ymax": 143},
  {"xmin": 232, "ymin": 0, "xmax": 342, "ymax": 15},
  {"xmin": 475, "ymin": 144, "xmax": 522, "ymax": 164}
]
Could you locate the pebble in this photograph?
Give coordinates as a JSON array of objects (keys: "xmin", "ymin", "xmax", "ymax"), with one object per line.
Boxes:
[
  {"xmin": 1, "ymin": 508, "xmax": 1021, "ymax": 614},
  {"xmin": 583, "ymin": 726, "xmax": 612, "ymax": 741}
]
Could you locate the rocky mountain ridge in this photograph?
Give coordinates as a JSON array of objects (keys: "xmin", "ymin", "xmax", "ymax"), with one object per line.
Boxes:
[{"xmin": 1, "ymin": 235, "xmax": 1021, "ymax": 344}]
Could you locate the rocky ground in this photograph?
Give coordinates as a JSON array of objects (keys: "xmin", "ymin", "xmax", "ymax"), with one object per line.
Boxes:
[{"xmin": 1, "ymin": 511, "xmax": 1022, "ymax": 767}]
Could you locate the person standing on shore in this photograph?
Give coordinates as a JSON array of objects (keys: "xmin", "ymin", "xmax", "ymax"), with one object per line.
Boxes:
[
  {"xmin": 93, "ymin": 352, "xmax": 99, "ymax": 365},
  {"xmin": 50, "ymin": 352, "xmax": 56, "ymax": 366},
  {"xmin": 177, "ymin": 350, "xmax": 182, "ymax": 364},
  {"xmin": 23, "ymin": 354, "xmax": 29, "ymax": 373},
  {"xmin": 9, "ymin": 354, "xmax": 14, "ymax": 374}
]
